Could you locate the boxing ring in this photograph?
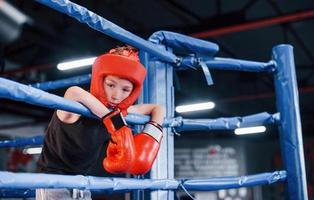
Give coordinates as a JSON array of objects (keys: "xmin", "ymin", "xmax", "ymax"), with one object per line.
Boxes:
[{"xmin": 0, "ymin": 0, "xmax": 308, "ymax": 199}]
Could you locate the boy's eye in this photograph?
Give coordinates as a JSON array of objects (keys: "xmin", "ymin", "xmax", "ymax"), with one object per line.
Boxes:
[
  {"xmin": 123, "ymin": 89, "xmax": 131, "ymax": 93},
  {"xmin": 106, "ymin": 83, "xmax": 114, "ymax": 88}
]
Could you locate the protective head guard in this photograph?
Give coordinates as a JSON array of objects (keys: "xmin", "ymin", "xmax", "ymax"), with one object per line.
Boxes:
[{"xmin": 90, "ymin": 48, "xmax": 147, "ymax": 115}]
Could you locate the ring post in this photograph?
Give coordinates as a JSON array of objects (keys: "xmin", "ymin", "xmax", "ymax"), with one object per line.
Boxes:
[
  {"xmin": 140, "ymin": 45, "xmax": 175, "ymax": 200},
  {"xmin": 272, "ymin": 44, "xmax": 308, "ymax": 200}
]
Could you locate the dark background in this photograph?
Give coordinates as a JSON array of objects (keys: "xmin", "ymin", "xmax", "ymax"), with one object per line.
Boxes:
[
  {"xmin": 1, "ymin": 1, "xmax": 314, "ymax": 199},
  {"xmin": 1, "ymin": 0, "xmax": 314, "ymax": 138}
]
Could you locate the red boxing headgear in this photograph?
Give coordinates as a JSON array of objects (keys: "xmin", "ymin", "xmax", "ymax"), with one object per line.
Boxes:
[{"xmin": 90, "ymin": 49, "xmax": 147, "ymax": 114}]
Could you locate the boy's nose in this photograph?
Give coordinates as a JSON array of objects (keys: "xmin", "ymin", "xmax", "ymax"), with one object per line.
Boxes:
[
  {"xmin": 112, "ymin": 95, "xmax": 119, "ymax": 101},
  {"xmin": 111, "ymin": 91, "xmax": 121, "ymax": 101}
]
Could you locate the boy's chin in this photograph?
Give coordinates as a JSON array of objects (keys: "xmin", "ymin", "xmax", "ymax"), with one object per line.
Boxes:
[
  {"xmin": 108, "ymin": 103, "xmax": 117, "ymax": 108},
  {"xmin": 108, "ymin": 105, "xmax": 117, "ymax": 110}
]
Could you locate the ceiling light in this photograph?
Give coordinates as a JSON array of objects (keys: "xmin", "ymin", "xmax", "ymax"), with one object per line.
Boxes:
[
  {"xmin": 23, "ymin": 147, "xmax": 42, "ymax": 154},
  {"xmin": 0, "ymin": 1, "xmax": 29, "ymax": 25},
  {"xmin": 234, "ymin": 126, "xmax": 266, "ymax": 135},
  {"xmin": 0, "ymin": 1, "xmax": 30, "ymax": 44},
  {"xmin": 175, "ymin": 101, "xmax": 215, "ymax": 113},
  {"xmin": 57, "ymin": 57, "xmax": 96, "ymax": 71}
]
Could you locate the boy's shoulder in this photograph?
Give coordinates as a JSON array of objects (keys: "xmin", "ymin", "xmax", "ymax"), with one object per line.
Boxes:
[{"xmin": 56, "ymin": 109, "xmax": 81, "ymax": 124}]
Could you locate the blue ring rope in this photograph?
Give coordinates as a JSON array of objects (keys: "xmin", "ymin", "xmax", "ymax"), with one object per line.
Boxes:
[{"xmin": 0, "ymin": 171, "xmax": 286, "ymax": 191}]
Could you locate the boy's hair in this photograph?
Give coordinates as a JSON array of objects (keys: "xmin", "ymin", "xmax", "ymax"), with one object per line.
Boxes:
[
  {"xmin": 109, "ymin": 45, "xmax": 137, "ymax": 55},
  {"xmin": 109, "ymin": 45, "xmax": 139, "ymax": 61}
]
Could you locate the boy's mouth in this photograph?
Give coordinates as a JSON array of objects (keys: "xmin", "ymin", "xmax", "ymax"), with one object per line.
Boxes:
[{"xmin": 108, "ymin": 102, "xmax": 117, "ymax": 107}]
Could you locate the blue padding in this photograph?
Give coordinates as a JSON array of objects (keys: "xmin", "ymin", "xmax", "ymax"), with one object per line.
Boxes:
[
  {"xmin": 273, "ymin": 45, "xmax": 308, "ymax": 199},
  {"xmin": 205, "ymin": 57, "xmax": 276, "ymax": 72},
  {"xmin": 35, "ymin": 0, "xmax": 178, "ymax": 64},
  {"xmin": 0, "ymin": 78, "xmax": 279, "ymax": 131},
  {"xmin": 129, "ymin": 112, "xmax": 279, "ymax": 130},
  {"xmin": 0, "ymin": 136, "xmax": 43, "ymax": 147},
  {"xmin": 0, "ymin": 171, "xmax": 285, "ymax": 192},
  {"xmin": 182, "ymin": 171, "xmax": 287, "ymax": 191},
  {"xmin": 125, "ymin": 113, "xmax": 150, "ymax": 125},
  {"xmin": 149, "ymin": 31, "xmax": 219, "ymax": 56},
  {"xmin": 0, "ymin": 77, "xmax": 96, "ymax": 119},
  {"xmin": 0, "ymin": 172, "xmax": 179, "ymax": 191},
  {"xmin": 179, "ymin": 56, "xmax": 276, "ymax": 72},
  {"xmin": 0, "ymin": 113, "xmax": 279, "ymax": 147},
  {"xmin": 174, "ymin": 112, "xmax": 279, "ymax": 132},
  {"xmin": 30, "ymin": 74, "xmax": 91, "ymax": 91},
  {"xmin": 0, "ymin": 77, "xmax": 151, "ymax": 125}
]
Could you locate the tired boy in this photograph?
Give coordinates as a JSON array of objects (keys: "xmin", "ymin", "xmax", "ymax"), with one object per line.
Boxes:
[{"xmin": 36, "ymin": 46, "xmax": 165, "ymax": 200}]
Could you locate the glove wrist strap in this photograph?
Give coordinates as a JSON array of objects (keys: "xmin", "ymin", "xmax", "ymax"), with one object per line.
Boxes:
[
  {"xmin": 143, "ymin": 122, "xmax": 163, "ymax": 142},
  {"xmin": 147, "ymin": 121, "xmax": 162, "ymax": 131},
  {"xmin": 102, "ymin": 110, "xmax": 127, "ymax": 132}
]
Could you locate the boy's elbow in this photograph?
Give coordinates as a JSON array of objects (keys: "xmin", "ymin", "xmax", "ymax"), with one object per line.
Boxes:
[
  {"xmin": 152, "ymin": 105, "xmax": 166, "ymax": 124},
  {"xmin": 64, "ymin": 86, "xmax": 82, "ymax": 99}
]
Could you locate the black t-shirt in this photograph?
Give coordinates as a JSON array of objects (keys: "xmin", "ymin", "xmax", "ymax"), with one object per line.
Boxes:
[{"xmin": 37, "ymin": 112, "xmax": 110, "ymax": 176}]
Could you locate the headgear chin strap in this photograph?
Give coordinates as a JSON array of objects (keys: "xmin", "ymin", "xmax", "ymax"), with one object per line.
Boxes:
[{"xmin": 90, "ymin": 49, "xmax": 147, "ymax": 115}]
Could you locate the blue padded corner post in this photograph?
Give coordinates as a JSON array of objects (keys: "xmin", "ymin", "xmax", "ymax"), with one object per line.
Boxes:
[
  {"xmin": 272, "ymin": 44, "xmax": 308, "ymax": 200},
  {"xmin": 140, "ymin": 44, "xmax": 175, "ymax": 200}
]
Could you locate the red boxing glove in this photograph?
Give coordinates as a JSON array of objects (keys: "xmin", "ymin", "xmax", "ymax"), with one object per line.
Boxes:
[
  {"xmin": 102, "ymin": 110, "xmax": 135, "ymax": 174},
  {"xmin": 128, "ymin": 121, "xmax": 163, "ymax": 175}
]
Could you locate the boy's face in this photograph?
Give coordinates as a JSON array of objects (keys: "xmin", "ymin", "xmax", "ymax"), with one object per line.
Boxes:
[{"xmin": 103, "ymin": 75, "xmax": 134, "ymax": 108}]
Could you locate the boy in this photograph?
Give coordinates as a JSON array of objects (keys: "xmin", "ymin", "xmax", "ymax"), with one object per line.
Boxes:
[{"xmin": 36, "ymin": 46, "xmax": 165, "ymax": 199}]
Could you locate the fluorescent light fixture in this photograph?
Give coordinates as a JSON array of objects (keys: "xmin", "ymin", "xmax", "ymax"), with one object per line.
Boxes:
[
  {"xmin": 0, "ymin": 1, "xmax": 29, "ymax": 25},
  {"xmin": 57, "ymin": 57, "xmax": 96, "ymax": 71},
  {"xmin": 176, "ymin": 101, "xmax": 215, "ymax": 113},
  {"xmin": 234, "ymin": 126, "xmax": 266, "ymax": 135},
  {"xmin": 23, "ymin": 147, "xmax": 42, "ymax": 155}
]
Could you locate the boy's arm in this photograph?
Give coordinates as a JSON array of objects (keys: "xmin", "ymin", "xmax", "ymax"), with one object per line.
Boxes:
[
  {"xmin": 127, "ymin": 104, "xmax": 165, "ymax": 125},
  {"xmin": 57, "ymin": 86, "xmax": 110, "ymax": 123}
]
